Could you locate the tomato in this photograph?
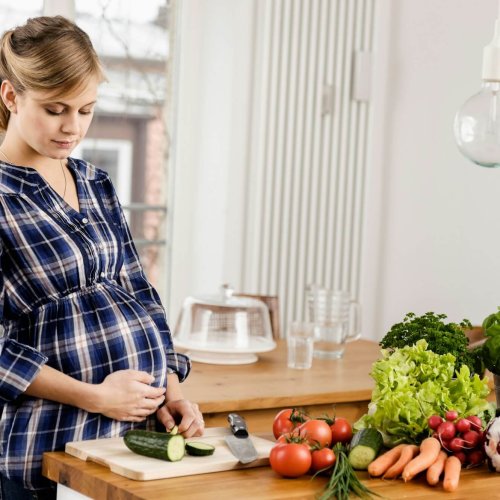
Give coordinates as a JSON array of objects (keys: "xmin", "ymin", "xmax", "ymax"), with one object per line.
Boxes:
[
  {"xmin": 310, "ymin": 447, "xmax": 336, "ymax": 472},
  {"xmin": 330, "ymin": 417, "xmax": 353, "ymax": 444},
  {"xmin": 298, "ymin": 419, "xmax": 333, "ymax": 448},
  {"xmin": 272, "ymin": 408, "xmax": 309, "ymax": 439},
  {"xmin": 276, "ymin": 431, "xmax": 299, "ymax": 444},
  {"xmin": 269, "ymin": 442, "xmax": 312, "ymax": 478}
]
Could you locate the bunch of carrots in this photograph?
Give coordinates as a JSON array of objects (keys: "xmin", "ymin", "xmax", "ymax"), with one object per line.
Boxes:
[{"xmin": 367, "ymin": 437, "xmax": 461, "ymax": 492}]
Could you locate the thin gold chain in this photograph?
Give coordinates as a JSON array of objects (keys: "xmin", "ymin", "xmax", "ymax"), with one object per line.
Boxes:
[
  {"xmin": 0, "ymin": 148, "xmax": 68, "ymax": 201},
  {"xmin": 60, "ymin": 159, "xmax": 67, "ymax": 200}
]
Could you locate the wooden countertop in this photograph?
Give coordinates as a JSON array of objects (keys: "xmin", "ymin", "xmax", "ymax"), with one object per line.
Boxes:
[
  {"xmin": 43, "ymin": 450, "xmax": 500, "ymax": 499},
  {"xmin": 181, "ymin": 339, "xmax": 379, "ymax": 413}
]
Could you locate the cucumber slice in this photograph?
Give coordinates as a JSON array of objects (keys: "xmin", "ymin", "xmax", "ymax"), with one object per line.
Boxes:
[
  {"xmin": 185, "ymin": 441, "xmax": 216, "ymax": 456},
  {"xmin": 124, "ymin": 430, "xmax": 186, "ymax": 462},
  {"xmin": 348, "ymin": 428, "xmax": 383, "ymax": 470}
]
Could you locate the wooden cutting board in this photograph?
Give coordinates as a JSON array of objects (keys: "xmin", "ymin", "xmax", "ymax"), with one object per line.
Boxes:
[{"xmin": 65, "ymin": 427, "xmax": 274, "ymax": 481}]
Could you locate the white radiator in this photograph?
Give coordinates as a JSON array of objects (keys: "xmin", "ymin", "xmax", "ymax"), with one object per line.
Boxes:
[{"xmin": 242, "ymin": 0, "xmax": 376, "ymax": 336}]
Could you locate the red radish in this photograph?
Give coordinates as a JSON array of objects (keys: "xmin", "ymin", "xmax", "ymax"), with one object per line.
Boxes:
[
  {"xmin": 453, "ymin": 451, "xmax": 467, "ymax": 465},
  {"xmin": 462, "ymin": 430, "xmax": 481, "ymax": 448},
  {"xmin": 449, "ymin": 437, "xmax": 466, "ymax": 453},
  {"xmin": 455, "ymin": 418, "xmax": 471, "ymax": 434},
  {"xmin": 467, "ymin": 449, "xmax": 485, "ymax": 466},
  {"xmin": 428, "ymin": 415, "xmax": 443, "ymax": 430},
  {"xmin": 437, "ymin": 421, "xmax": 456, "ymax": 441},
  {"xmin": 466, "ymin": 415, "xmax": 482, "ymax": 430},
  {"xmin": 445, "ymin": 410, "xmax": 458, "ymax": 422}
]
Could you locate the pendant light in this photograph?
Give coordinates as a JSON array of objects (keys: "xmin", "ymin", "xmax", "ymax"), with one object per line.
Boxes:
[{"xmin": 454, "ymin": 1, "xmax": 500, "ymax": 167}]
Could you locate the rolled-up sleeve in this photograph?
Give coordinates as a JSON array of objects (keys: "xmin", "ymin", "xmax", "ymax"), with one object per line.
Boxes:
[
  {"xmin": 0, "ymin": 243, "xmax": 48, "ymax": 402},
  {"xmin": 0, "ymin": 339, "xmax": 47, "ymax": 402}
]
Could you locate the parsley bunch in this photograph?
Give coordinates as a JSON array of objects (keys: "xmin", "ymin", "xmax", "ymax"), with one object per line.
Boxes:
[{"xmin": 379, "ymin": 312, "xmax": 483, "ymax": 376}]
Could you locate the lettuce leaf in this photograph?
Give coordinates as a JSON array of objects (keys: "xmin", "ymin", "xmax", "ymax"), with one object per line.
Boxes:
[{"xmin": 354, "ymin": 339, "xmax": 494, "ymax": 446}]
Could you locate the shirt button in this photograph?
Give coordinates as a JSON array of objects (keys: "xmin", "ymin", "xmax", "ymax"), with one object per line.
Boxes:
[
  {"xmin": 82, "ymin": 217, "xmax": 89, "ymax": 224},
  {"xmin": 100, "ymin": 272, "xmax": 105, "ymax": 278}
]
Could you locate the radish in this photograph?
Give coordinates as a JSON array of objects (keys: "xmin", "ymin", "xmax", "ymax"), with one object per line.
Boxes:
[
  {"xmin": 449, "ymin": 437, "xmax": 466, "ymax": 453},
  {"xmin": 462, "ymin": 430, "xmax": 481, "ymax": 448},
  {"xmin": 455, "ymin": 418, "xmax": 471, "ymax": 434},
  {"xmin": 428, "ymin": 415, "xmax": 443, "ymax": 430},
  {"xmin": 437, "ymin": 421, "xmax": 456, "ymax": 441},
  {"xmin": 445, "ymin": 410, "xmax": 458, "ymax": 422}
]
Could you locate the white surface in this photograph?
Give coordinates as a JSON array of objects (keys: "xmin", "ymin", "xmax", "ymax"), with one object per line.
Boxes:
[
  {"xmin": 171, "ymin": 0, "xmax": 500, "ymax": 342},
  {"xmin": 57, "ymin": 484, "xmax": 91, "ymax": 500},
  {"xmin": 368, "ymin": 0, "xmax": 500, "ymax": 336}
]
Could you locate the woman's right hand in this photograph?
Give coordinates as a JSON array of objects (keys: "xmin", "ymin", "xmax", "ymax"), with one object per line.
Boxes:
[{"xmin": 89, "ymin": 370, "xmax": 166, "ymax": 422}]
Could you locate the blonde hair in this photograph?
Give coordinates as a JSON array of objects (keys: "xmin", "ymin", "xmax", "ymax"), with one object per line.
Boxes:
[{"xmin": 0, "ymin": 16, "xmax": 105, "ymax": 131}]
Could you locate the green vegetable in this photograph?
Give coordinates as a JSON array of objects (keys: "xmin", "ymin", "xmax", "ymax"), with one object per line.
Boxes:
[
  {"xmin": 379, "ymin": 312, "xmax": 483, "ymax": 375},
  {"xmin": 317, "ymin": 443, "xmax": 380, "ymax": 500},
  {"xmin": 354, "ymin": 340, "xmax": 494, "ymax": 446},
  {"xmin": 348, "ymin": 428, "xmax": 383, "ymax": 470},
  {"xmin": 479, "ymin": 307, "xmax": 500, "ymax": 375},
  {"xmin": 185, "ymin": 441, "xmax": 216, "ymax": 456},
  {"xmin": 124, "ymin": 429, "xmax": 186, "ymax": 461}
]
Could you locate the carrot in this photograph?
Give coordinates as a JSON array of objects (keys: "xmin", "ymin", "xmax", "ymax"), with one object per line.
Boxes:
[
  {"xmin": 443, "ymin": 456, "xmax": 461, "ymax": 492},
  {"xmin": 426, "ymin": 450, "xmax": 448, "ymax": 486},
  {"xmin": 367, "ymin": 444, "xmax": 406, "ymax": 477},
  {"xmin": 402, "ymin": 437, "xmax": 442, "ymax": 482},
  {"xmin": 382, "ymin": 444, "xmax": 420, "ymax": 479}
]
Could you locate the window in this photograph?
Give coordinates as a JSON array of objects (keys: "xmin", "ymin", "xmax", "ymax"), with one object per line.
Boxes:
[
  {"xmin": 76, "ymin": 0, "xmax": 173, "ymax": 299},
  {"xmin": 1, "ymin": 0, "xmax": 174, "ymax": 301}
]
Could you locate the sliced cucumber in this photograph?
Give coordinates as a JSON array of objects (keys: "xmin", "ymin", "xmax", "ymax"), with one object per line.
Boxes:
[
  {"xmin": 168, "ymin": 425, "xmax": 179, "ymax": 435},
  {"xmin": 348, "ymin": 428, "xmax": 383, "ymax": 470},
  {"xmin": 185, "ymin": 441, "xmax": 216, "ymax": 456},
  {"xmin": 124, "ymin": 429, "xmax": 185, "ymax": 462}
]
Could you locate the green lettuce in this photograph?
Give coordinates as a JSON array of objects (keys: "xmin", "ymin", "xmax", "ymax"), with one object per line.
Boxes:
[{"xmin": 354, "ymin": 339, "xmax": 494, "ymax": 446}]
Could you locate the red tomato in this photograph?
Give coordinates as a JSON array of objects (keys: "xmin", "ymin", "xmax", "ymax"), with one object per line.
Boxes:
[
  {"xmin": 272, "ymin": 408, "xmax": 308, "ymax": 439},
  {"xmin": 269, "ymin": 442, "xmax": 312, "ymax": 478},
  {"xmin": 330, "ymin": 417, "xmax": 353, "ymax": 444},
  {"xmin": 298, "ymin": 419, "xmax": 333, "ymax": 448},
  {"xmin": 276, "ymin": 431, "xmax": 299, "ymax": 444},
  {"xmin": 310, "ymin": 447, "xmax": 336, "ymax": 472}
]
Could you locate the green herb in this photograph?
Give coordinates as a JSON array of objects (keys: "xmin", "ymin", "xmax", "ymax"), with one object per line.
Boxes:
[
  {"xmin": 354, "ymin": 340, "xmax": 494, "ymax": 446},
  {"xmin": 379, "ymin": 311, "xmax": 482, "ymax": 375},
  {"xmin": 317, "ymin": 443, "xmax": 379, "ymax": 500},
  {"xmin": 478, "ymin": 307, "xmax": 500, "ymax": 375}
]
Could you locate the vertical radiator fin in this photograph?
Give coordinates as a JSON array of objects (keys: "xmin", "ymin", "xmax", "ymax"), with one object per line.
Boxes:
[{"xmin": 243, "ymin": 0, "xmax": 375, "ymax": 336}]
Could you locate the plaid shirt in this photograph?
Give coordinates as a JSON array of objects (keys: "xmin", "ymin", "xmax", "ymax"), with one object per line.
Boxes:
[{"xmin": 0, "ymin": 158, "xmax": 190, "ymax": 490}]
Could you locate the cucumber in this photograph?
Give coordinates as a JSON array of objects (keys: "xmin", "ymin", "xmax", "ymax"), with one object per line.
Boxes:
[
  {"xmin": 348, "ymin": 428, "xmax": 383, "ymax": 470},
  {"xmin": 185, "ymin": 441, "xmax": 216, "ymax": 456},
  {"xmin": 124, "ymin": 429, "xmax": 185, "ymax": 462}
]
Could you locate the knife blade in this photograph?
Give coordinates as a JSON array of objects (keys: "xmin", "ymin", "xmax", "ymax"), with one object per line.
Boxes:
[{"xmin": 224, "ymin": 413, "xmax": 259, "ymax": 464}]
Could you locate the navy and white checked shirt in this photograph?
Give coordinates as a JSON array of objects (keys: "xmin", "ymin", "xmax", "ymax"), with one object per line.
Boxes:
[{"xmin": 0, "ymin": 157, "xmax": 190, "ymax": 490}]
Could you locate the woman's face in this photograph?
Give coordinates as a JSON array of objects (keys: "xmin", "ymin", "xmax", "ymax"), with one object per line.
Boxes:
[{"xmin": 8, "ymin": 77, "xmax": 98, "ymax": 161}]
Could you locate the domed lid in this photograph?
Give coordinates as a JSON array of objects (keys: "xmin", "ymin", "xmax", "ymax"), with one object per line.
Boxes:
[{"xmin": 173, "ymin": 284, "xmax": 276, "ymax": 364}]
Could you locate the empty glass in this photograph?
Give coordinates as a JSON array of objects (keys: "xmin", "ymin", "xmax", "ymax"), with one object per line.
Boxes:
[
  {"xmin": 307, "ymin": 285, "xmax": 361, "ymax": 359},
  {"xmin": 287, "ymin": 322, "xmax": 315, "ymax": 369}
]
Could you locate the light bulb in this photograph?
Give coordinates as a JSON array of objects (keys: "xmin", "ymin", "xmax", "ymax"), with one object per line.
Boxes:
[
  {"xmin": 454, "ymin": 7, "xmax": 500, "ymax": 168},
  {"xmin": 454, "ymin": 81, "xmax": 500, "ymax": 168}
]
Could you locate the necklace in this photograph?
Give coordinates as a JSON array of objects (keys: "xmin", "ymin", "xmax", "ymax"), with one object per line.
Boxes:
[{"xmin": 0, "ymin": 148, "xmax": 67, "ymax": 201}]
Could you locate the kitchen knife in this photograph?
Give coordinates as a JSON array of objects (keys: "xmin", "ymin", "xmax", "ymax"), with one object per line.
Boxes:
[{"xmin": 224, "ymin": 413, "xmax": 259, "ymax": 464}]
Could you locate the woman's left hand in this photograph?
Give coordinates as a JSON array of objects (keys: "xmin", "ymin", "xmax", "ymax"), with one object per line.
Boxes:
[{"xmin": 156, "ymin": 399, "xmax": 205, "ymax": 438}]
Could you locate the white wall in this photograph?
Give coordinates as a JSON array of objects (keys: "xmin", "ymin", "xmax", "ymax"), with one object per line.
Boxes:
[
  {"xmin": 369, "ymin": 0, "xmax": 500, "ymax": 337},
  {"xmin": 169, "ymin": 0, "xmax": 254, "ymax": 325},
  {"xmin": 171, "ymin": 0, "xmax": 500, "ymax": 341}
]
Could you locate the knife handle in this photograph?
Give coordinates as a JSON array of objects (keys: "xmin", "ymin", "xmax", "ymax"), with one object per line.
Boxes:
[{"xmin": 228, "ymin": 413, "xmax": 249, "ymax": 438}]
